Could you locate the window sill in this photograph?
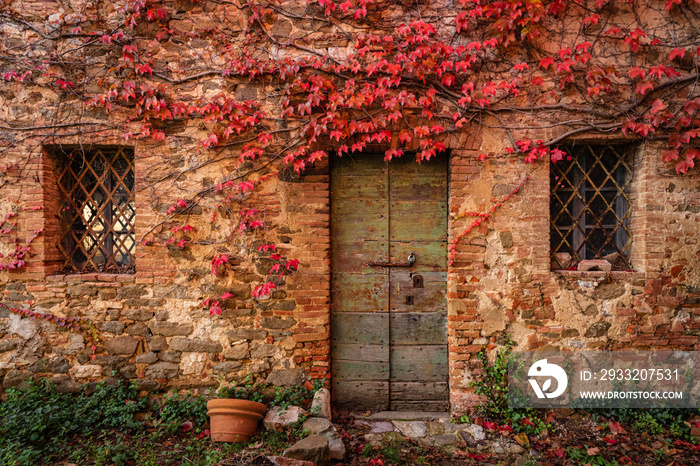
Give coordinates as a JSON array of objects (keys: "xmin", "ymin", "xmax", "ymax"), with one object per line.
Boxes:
[
  {"xmin": 552, "ymin": 269, "xmax": 645, "ymax": 280},
  {"xmin": 46, "ymin": 273, "xmax": 136, "ymax": 283}
]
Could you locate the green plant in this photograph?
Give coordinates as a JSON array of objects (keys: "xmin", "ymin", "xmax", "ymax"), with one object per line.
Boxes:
[
  {"xmin": 0, "ymin": 378, "xmax": 150, "ymax": 464},
  {"xmin": 587, "ymin": 407, "xmax": 698, "ymax": 439},
  {"xmin": 632, "ymin": 412, "xmax": 664, "ymax": 436},
  {"xmin": 215, "ymin": 376, "xmax": 325, "ymax": 410},
  {"xmin": 154, "ymin": 391, "xmax": 208, "ymax": 434},
  {"xmin": 272, "ymin": 378, "xmax": 324, "ymax": 409},
  {"xmin": 568, "ymin": 446, "xmax": 619, "ymax": 466},
  {"xmin": 470, "ymin": 337, "xmax": 514, "ymax": 416},
  {"xmin": 468, "ymin": 336, "xmax": 550, "ymax": 435},
  {"xmin": 215, "ymin": 374, "xmax": 266, "ymax": 402}
]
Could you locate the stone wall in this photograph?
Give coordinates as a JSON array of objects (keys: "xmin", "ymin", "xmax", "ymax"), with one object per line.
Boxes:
[
  {"xmin": 0, "ymin": 140, "xmax": 331, "ymax": 393},
  {"xmin": 0, "ymin": 0, "xmax": 699, "ymax": 415},
  {"xmin": 445, "ymin": 129, "xmax": 700, "ymax": 410}
]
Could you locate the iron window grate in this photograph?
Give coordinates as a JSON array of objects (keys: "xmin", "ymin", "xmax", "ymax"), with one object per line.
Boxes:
[
  {"xmin": 550, "ymin": 143, "xmax": 634, "ymax": 270},
  {"xmin": 56, "ymin": 147, "xmax": 135, "ymax": 273}
]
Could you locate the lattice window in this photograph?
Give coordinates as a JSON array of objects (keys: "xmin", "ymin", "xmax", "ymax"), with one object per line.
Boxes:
[
  {"xmin": 56, "ymin": 147, "xmax": 135, "ymax": 273},
  {"xmin": 550, "ymin": 144, "xmax": 634, "ymax": 270}
]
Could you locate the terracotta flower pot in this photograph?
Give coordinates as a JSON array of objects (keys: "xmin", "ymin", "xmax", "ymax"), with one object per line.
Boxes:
[{"xmin": 207, "ymin": 398, "xmax": 267, "ymax": 442}]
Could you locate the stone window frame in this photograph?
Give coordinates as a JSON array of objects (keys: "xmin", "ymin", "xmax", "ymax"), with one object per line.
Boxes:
[{"xmin": 550, "ymin": 142, "xmax": 638, "ymax": 271}]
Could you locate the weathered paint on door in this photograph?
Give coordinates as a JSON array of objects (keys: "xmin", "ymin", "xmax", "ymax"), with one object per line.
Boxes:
[{"xmin": 331, "ymin": 154, "xmax": 449, "ymax": 411}]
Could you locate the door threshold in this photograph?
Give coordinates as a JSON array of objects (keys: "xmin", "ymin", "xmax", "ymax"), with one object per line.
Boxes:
[{"xmin": 353, "ymin": 411, "xmax": 450, "ymax": 422}]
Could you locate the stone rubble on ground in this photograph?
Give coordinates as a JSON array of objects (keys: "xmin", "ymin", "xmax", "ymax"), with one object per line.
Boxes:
[
  {"xmin": 281, "ymin": 434, "xmax": 330, "ymax": 466},
  {"xmin": 301, "ymin": 417, "xmax": 346, "ymax": 460},
  {"xmin": 264, "ymin": 402, "xmax": 346, "ymax": 462},
  {"xmin": 263, "ymin": 406, "xmax": 305, "ymax": 431},
  {"xmin": 355, "ymin": 415, "xmax": 531, "ymax": 457},
  {"xmin": 266, "ymin": 456, "xmax": 315, "ymax": 466},
  {"xmin": 310, "ymin": 388, "xmax": 332, "ymax": 419}
]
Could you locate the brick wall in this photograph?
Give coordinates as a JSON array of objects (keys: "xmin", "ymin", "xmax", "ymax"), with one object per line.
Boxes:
[
  {"xmin": 443, "ymin": 131, "xmax": 700, "ymax": 413},
  {"xmin": 1, "ymin": 135, "xmax": 333, "ymax": 394}
]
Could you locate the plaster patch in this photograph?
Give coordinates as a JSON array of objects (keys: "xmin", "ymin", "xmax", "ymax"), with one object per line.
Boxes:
[
  {"xmin": 8, "ymin": 313, "xmax": 38, "ymax": 339},
  {"xmin": 478, "ymin": 291, "xmax": 506, "ymax": 335}
]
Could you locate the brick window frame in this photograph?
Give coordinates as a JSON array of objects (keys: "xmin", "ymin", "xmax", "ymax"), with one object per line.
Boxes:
[
  {"xmin": 50, "ymin": 146, "xmax": 136, "ymax": 274},
  {"xmin": 550, "ymin": 143, "xmax": 636, "ymax": 270}
]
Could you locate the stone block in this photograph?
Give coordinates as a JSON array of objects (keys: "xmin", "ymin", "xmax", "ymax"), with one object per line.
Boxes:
[
  {"xmin": 266, "ymin": 368, "xmax": 306, "ymax": 387},
  {"xmin": 250, "ymin": 342, "xmax": 281, "ymax": 359},
  {"xmin": 160, "ymin": 350, "xmax": 182, "ymax": 362},
  {"xmin": 212, "ymin": 361, "xmax": 243, "ymax": 373},
  {"xmin": 72, "ymin": 364, "xmax": 102, "ymax": 378},
  {"xmin": 577, "ymin": 260, "xmax": 612, "ymax": 272},
  {"xmin": 133, "ymin": 379, "xmax": 161, "ymax": 392},
  {"xmin": 169, "ymin": 337, "xmax": 222, "ymax": 353},
  {"xmin": 432, "ymin": 434, "xmax": 457, "ymax": 446},
  {"xmin": 584, "ymin": 321, "xmax": 611, "ymax": 338},
  {"xmin": 310, "ymin": 388, "xmax": 331, "ymax": 419},
  {"xmin": 369, "ymin": 422, "xmax": 395, "ymax": 433},
  {"xmin": 125, "ymin": 322, "xmax": 151, "ymax": 337},
  {"xmin": 28, "ymin": 356, "xmax": 70, "ymax": 374},
  {"xmin": 181, "ymin": 353, "xmax": 207, "ymax": 376},
  {"xmin": 123, "ymin": 309, "xmax": 155, "ymax": 321},
  {"xmin": 264, "ymin": 406, "xmax": 305, "ymax": 430},
  {"xmin": 2, "ymin": 369, "xmax": 32, "ymax": 389},
  {"xmin": 393, "ymin": 421, "xmax": 427, "ymax": 438},
  {"xmin": 302, "ymin": 417, "xmax": 333, "ymax": 436},
  {"xmin": 226, "ymin": 328, "xmax": 267, "ymax": 341},
  {"xmin": 649, "ymin": 314, "xmax": 671, "ymax": 327},
  {"xmin": 148, "ymin": 322, "xmax": 193, "ymax": 337},
  {"xmin": 223, "ymin": 343, "xmax": 248, "ymax": 360},
  {"xmin": 135, "ymin": 352, "xmax": 159, "ymax": 364},
  {"xmin": 148, "ymin": 336, "xmax": 168, "ymax": 351},
  {"xmin": 459, "ymin": 424, "xmax": 485, "ymax": 446},
  {"xmin": 443, "ymin": 422, "xmax": 470, "ymax": 434},
  {"xmin": 100, "ymin": 321, "xmax": 125, "ymax": 335},
  {"xmin": 50, "ymin": 374, "xmax": 82, "ymax": 393},
  {"xmin": 328, "ymin": 436, "xmax": 346, "ymax": 460},
  {"xmin": 119, "ymin": 365, "xmax": 137, "ymax": 379},
  {"xmin": 145, "ymin": 361, "xmax": 179, "ymax": 379},
  {"xmin": 261, "ymin": 316, "xmax": 297, "ymax": 329},
  {"xmin": 104, "ymin": 336, "xmax": 139, "ymax": 355},
  {"xmin": 118, "ymin": 286, "xmax": 147, "ymax": 299},
  {"xmin": 0, "ymin": 339, "xmax": 20, "ymax": 353},
  {"xmin": 267, "ymin": 457, "xmax": 315, "ymax": 466},
  {"xmin": 282, "ymin": 434, "xmax": 330, "ymax": 466}
]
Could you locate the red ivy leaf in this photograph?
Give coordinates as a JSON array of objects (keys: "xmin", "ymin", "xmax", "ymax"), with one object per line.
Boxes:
[
  {"xmin": 635, "ymin": 81, "xmax": 654, "ymax": 96},
  {"xmin": 669, "ymin": 47, "xmax": 686, "ymax": 61},
  {"xmin": 540, "ymin": 57, "xmax": 554, "ymax": 70}
]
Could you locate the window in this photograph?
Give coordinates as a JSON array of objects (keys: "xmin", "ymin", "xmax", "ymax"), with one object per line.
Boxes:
[
  {"xmin": 550, "ymin": 143, "xmax": 634, "ymax": 270},
  {"xmin": 56, "ymin": 147, "xmax": 135, "ymax": 273}
]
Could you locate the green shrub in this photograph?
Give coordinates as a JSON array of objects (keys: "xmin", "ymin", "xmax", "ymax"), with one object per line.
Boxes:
[
  {"xmin": 469, "ymin": 336, "xmax": 550, "ymax": 435},
  {"xmin": 154, "ymin": 391, "xmax": 208, "ymax": 434},
  {"xmin": 0, "ymin": 379, "xmax": 148, "ymax": 464}
]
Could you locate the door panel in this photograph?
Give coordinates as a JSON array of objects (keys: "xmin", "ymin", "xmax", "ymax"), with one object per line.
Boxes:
[
  {"xmin": 331, "ymin": 154, "xmax": 448, "ymax": 411},
  {"xmin": 331, "ymin": 274, "xmax": 389, "ymax": 312}
]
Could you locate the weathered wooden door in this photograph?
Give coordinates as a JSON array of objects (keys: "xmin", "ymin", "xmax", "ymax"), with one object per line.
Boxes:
[{"xmin": 331, "ymin": 153, "xmax": 449, "ymax": 411}]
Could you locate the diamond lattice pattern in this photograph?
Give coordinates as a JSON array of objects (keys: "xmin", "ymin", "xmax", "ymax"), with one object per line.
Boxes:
[
  {"xmin": 550, "ymin": 144, "xmax": 634, "ymax": 270},
  {"xmin": 57, "ymin": 147, "xmax": 135, "ymax": 273}
]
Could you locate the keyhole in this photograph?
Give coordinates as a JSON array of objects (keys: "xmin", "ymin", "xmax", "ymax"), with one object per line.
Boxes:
[
  {"xmin": 413, "ymin": 275, "xmax": 423, "ymax": 288},
  {"xmin": 405, "ymin": 296, "xmax": 414, "ymax": 305}
]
